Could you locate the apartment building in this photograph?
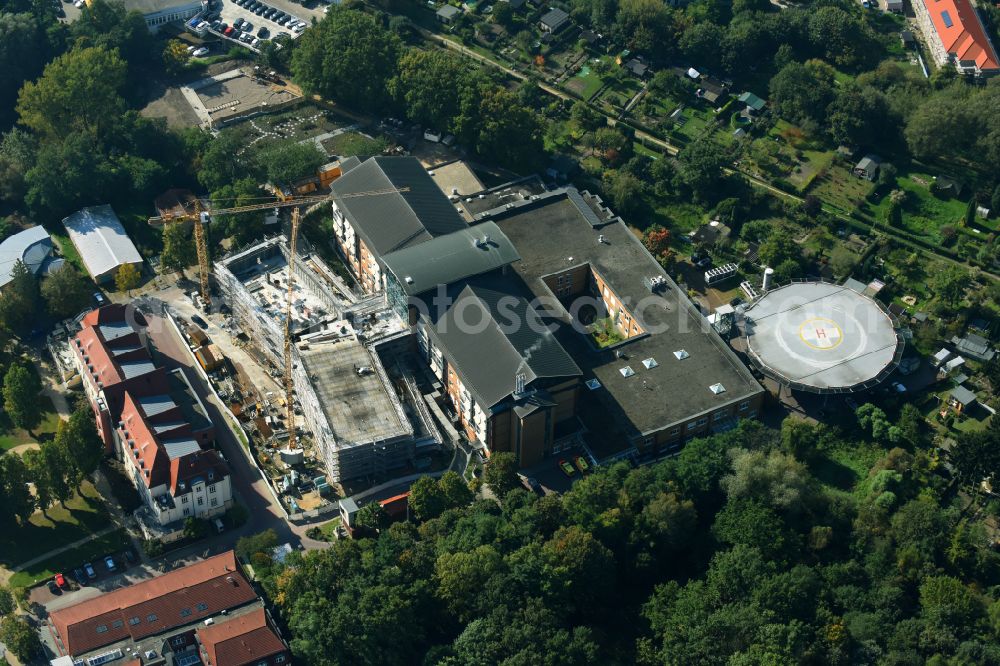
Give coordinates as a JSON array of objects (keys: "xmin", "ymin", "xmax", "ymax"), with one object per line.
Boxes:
[
  {"xmin": 912, "ymin": 0, "xmax": 999, "ymax": 76},
  {"xmin": 329, "ymin": 156, "xmax": 467, "ymax": 294},
  {"xmin": 47, "ymin": 551, "xmax": 289, "ymax": 666},
  {"xmin": 70, "ymin": 305, "xmax": 232, "ymax": 538}
]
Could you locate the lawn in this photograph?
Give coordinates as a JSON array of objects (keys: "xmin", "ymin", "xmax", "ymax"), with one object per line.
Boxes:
[
  {"xmin": 809, "ymin": 163, "xmax": 876, "ymax": 213},
  {"xmin": 48, "ymin": 228, "xmax": 86, "ymax": 275},
  {"xmin": 318, "ymin": 517, "xmax": 342, "ymax": 541},
  {"xmin": 565, "ymin": 64, "xmax": 606, "ymax": 100},
  {"xmin": 0, "ymin": 480, "xmax": 112, "ymax": 569},
  {"xmin": 811, "ymin": 438, "xmax": 886, "ymax": 499},
  {"xmin": 8, "ymin": 529, "xmax": 130, "ymax": 589},
  {"xmin": 322, "ymin": 132, "xmax": 388, "ymax": 159},
  {"xmin": 868, "ymin": 170, "xmax": 969, "ymax": 243},
  {"xmin": 0, "ymin": 394, "xmax": 60, "ymax": 452}
]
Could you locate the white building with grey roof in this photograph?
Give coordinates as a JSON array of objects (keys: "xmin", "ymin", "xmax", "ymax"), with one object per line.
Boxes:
[{"xmin": 0, "ymin": 225, "xmax": 59, "ymax": 289}]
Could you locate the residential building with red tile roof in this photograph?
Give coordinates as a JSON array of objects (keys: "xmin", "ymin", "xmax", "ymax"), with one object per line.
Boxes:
[
  {"xmin": 70, "ymin": 304, "xmax": 232, "ymax": 540},
  {"xmin": 198, "ymin": 607, "xmax": 289, "ymax": 666},
  {"xmin": 48, "ymin": 552, "xmax": 259, "ymax": 660},
  {"xmin": 913, "ymin": 0, "xmax": 999, "ymax": 76}
]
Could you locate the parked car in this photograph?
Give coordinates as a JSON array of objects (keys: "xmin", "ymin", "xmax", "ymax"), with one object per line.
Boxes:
[
  {"xmin": 73, "ymin": 568, "xmax": 88, "ymax": 585},
  {"xmin": 251, "ymin": 38, "xmax": 260, "ymax": 47},
  {"xmin": 93, "ymin": 291, "xmax": 106, "ymax": 306},
  {"xmin": 292, "ymin": 24, "xmax": 304, "ymax": 33},
  {"xmin": 257, "ymin": 26, "xmax": 269, "ymax": 37},
  {"xmin": 47, "ymin": 580, "xmax": 60, "ymax": 594},
  {"xmin": 192, "ymin": 47, "xmax": 209, "ymax": 57},
  {"xmin": 892, "ymin": 382, "xmax": 907, "ymax": 393},
  {"xmin": 104, "ymin": 555, "xmax": 116, "ymax": 572},
  {"xmin": 54, "ymin": 572, "xmax": 67, "ymax": 588},
  {"xmin": 558, "ymin": 459, "xmax": 575, "ymax": 477},
  {"xmin": 84, "ymin": 562, "xmax": 97, "ymax": 579},
  {"xmin": 242, "ymin": 20, "xmax": 253, "ymax": 31},
  {"xmin": 573, "ymin": 455, "xmax": 590, "ymax": 473}
]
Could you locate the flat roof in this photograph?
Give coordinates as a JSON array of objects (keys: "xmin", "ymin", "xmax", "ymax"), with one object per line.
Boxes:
[
  {"xmin": 299, "ymin": 336, "xmax": 411, "ymax": 447},
  {"xmin": 486, "ymin": 189, "xmax": 762, "ymax": 437},
  {"xmin": 743, "ymin": 282, "xmax": 901, "ymax": 392},
  {"xmin": 457, "ymin": 176, "xmax": 548, "ymax": 221},
  {"xmin": 429, "ymin": 161, "xmax": 486, "ymax": 198},
  {"xmin": 62, "ymin": 205, "xmax": 142, "ymax": 278}
]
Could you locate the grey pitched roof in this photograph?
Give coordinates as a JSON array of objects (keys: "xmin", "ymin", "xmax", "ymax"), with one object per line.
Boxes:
[
  {"xmin": 950, "ymin": 386, "xmax": 977, "ymax": 406},
  {"xmin": 381, "ymin": 221, "xmax": 520, "ymax": 296},
  {"xmin": 437, "ymin": 4, "xmax": 461, "ymax": 18},
  {"xmin": 422, "ymin": 278, "xmax": 580, "ymax": 409},
  {"xmin": 330, "ymin": 156, "xmax": 467, "ymax": 257},
  {"xmin": 540, "ymin": 7, "xmax": 569, "ymax": 27},
  {"xmin": 0, "ymin": 226, "xmax": 54, "ymax": 288}
]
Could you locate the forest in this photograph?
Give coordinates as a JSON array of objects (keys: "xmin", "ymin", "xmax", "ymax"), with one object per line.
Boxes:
[{"xmin": 239, "ymin": 411, "xmax": 1000, "ymax": 665}]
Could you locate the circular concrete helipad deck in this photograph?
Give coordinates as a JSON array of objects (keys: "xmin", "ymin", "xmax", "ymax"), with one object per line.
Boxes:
[{"xmin": 743, "ymin": 282, "xmax": 901, "ymax": 392}]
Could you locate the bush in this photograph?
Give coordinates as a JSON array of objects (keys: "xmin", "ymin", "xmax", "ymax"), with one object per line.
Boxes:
[
  {"xmin": 226, "ymin": 504, "xmax": 249, "ymax": 528},
  {"xmin": 142, "ymin": 539, "xmax": 164, "ymax": 558}
]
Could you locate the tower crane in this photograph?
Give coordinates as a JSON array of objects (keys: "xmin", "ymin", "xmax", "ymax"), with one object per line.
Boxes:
[{"xmin": 148, "ymin": 185, "xmax": 409, "ymax": 450}]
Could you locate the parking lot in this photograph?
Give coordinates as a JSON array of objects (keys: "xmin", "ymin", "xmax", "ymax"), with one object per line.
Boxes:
[{"xmin": 211, "ymin": 0, "xmax": 324, "ymax": 48}]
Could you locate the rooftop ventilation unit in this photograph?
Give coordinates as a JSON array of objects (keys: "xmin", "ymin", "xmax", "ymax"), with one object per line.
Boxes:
[
  {"xmin": 619, "ymin": 366, "xmax": 635, "ymax": 378},
  {"xmin": 642, "ymin": 357, "xmax": 658, "ymax": 369},
  {"xmin": 709, "ymin": 383, "xmax": 726, "ymax": 394},
  {"xmin": 597, "ymin": 234, "xmax": 606, "ymax": 244},
  {"xmin": 673, "ymin": 350, "xmax": 689, "ymax": 360}
]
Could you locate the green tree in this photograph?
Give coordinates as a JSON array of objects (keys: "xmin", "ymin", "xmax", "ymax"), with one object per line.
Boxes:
[
  {"xmin": 768, "ymin": 60, "xmax": 836, "ymax": 126},
  {"xmin": 601, "ymin": 169, "xmax": 644, "ymax": 217},
  {"xmin": 61, "ymin": 404, "xmax": 105, "ymax": 482},
  {"xmin": 0, "ymin": 10, "xmax": 61, "ymax": 130},
  {"xmin": 929, "ymin": 264, "xmax": 968, "ymax": 302},
  {"xmin": 258, "ymin": 140, "xmax": 327, "ymax": 187},
  {"xmin": 0, "ymin": 614, "xmax": 42, "ymax": 661},
  {"xmin": 0, "ymin": 586, "xmax": 15, "ymax": 616},
  {"xmin": 435, "ymin": 545, "xmax": 503, "ymax": 622},
  {"xmin": 41, "ymin": 437, "xmax": 73, "ymax": 506},
  {"xmin": 468, "ymin": 87, "xmax": 545, "ymax": 171},
  {"xmin": 236, "ymin": 528, "xmax": 279, "ymax": 561},
  {"xmin": 390, "ymin": 49, "xmax": 471, "ymax": 131},
  {"xmin": 827, "ymin": 84, "xmax": 893, "ymax": 147},
  {"xmin": 354, "ymin": 501, "xmax": 388, "ymax": 532},
  {"xmin": 570, "ymin": 101, "xmax": 604, "ymax": 133},
  {"xmin": 291, "ymin": 7, "xmax": 402, "ymax": 113},
  {"xmin": 211, "ymin": 178, "xmax": 266, "ymax": 245},
  {"xmin": 484, "ymin": 452, "xmax": 520, "ymax": 497},
  {"xmin": 676, "ymin": 138, "xmax": 727, "ymax": 203},
  {"xmin": 0, "ymin": 259, "xmax": 40, "ymax": 335},
  {"xmin": 42, "ymin": 264, "xmax": 92, "ymax": 319},
  {"xmin": 183, "ymin": 516, "xmax": 209, "ymax": 540},
  {"xmin": 160, "ymin": 223, "xmax": 198, "ymax": 274},
  {"xmin": 22, "ymin": 448, "xmax": 53, "ymax": 513},
  {"xmin": 16, "ymin": 45, "xmax": 127, "ymax": 142},
  {"xmin": 438, "ymin": 471, "xmax": 473, "ymax": 510},
  {"xmin": 0, "ymin": 128, "xmax": 37, "ymax": 204},
  {"xmin": 758, "ymin": 229, "xmax": 800, "ymax": 269},
  {"xmin": 114, "ymin": 262, "xmax": 141, "ymax": 292},
  {"xmin": 0, "ymin": 453, "xmax": 35, "ymax": 524},
  {"xmin": 162, "ymin": 39, "xmax": 190, "ymax": 76},
  {"xmin": 3, "ymin": 364, "xmax": 41, "ymax": 432},
  {"xmin": 197, "ymin": 129, "xmax": 252, "ymax": 191},
  {"xmin": 920, "ymin": 575, "xmax": 986, "ymax": 639},
  {"xmin": 721, "ymin": 448, "xmax": 812, "ymax": 514},
  {"xmin": 409, "ymin": 475, "xmax": 447, "ymax": 522}
]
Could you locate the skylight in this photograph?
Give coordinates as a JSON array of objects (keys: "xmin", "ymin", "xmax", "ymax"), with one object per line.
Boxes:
[
  {"xmin": 941, "ymin": 10, "xmax": 953, "ymax": 27},
  {"xmin": 642, "ymin": 357, "xmax": 658, "ymax": 369},
  {"xmin": 709, "ymin": 383, "xmax": 726, "ymax": 395},
  {"xmin": 619, "ymin": 366, "xmax": 635, "ymax": 378},
  {"xmin": 673, "ymin": 350, "xmax": 689, "ymax": 360},
  {"xmin": 586, "ymin": 378, "xmax": 602, "ymax": 390}
]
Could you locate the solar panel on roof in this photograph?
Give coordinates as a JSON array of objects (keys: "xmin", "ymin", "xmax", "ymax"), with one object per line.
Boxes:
[{"xmin": 941, "ymin": 10, "xmax": 953, "ymax": 27}]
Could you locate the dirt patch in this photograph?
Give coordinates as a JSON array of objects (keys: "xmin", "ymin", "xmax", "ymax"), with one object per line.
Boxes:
[{"xmin": 142, "ymin": 85, "xmax": 202, "ymax": 129}]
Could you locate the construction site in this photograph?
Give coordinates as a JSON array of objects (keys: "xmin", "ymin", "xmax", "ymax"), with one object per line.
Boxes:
[
  {"xmin": 180, "ymin": 67, "xmax": 303, "ymax": 129},
  {"xmin": 214, "ymin": 234, "xmax": 441, "ymax": 492}
]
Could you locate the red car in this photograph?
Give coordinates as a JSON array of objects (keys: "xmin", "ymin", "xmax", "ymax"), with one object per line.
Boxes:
[
  {"xmin": 224, "ymin": 26, "xmax": 234, "ymax": 36},
  {"xmin": 54, "ymin": 572, "xmax": 66, "ymax": 588}
]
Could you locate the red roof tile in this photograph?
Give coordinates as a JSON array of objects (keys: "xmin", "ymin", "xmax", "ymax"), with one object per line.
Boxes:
[
  {"xmin": 923, "ymin": 0, "xmax": 1000, "ymax": 71},
  {"xmin": 198, "ymin": 608, "xmax": 287, "ymax": 666},
  {"xmin": 49, "ymin": 552, "xmax": 256, "ymax": 657}
]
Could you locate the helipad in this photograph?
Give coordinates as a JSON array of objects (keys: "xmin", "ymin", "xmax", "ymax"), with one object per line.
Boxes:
[{"xmin": 742, "ymin": 282, "xmax": 902, "ymax": 393}]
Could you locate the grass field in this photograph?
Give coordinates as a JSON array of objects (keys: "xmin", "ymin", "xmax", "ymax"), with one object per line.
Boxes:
[
  {"xmin": 0, "ymin": 481, "xmax": 112, "ymax": 569},
  {"xmin": 8, "ymin": 529, "xmax": 130, "ymax": 589},
  {"xmin": 868, "ymin": 170, "xmax": 968, "ymax": 243},
  {"xmin": 0, "ymin": 394, "xmax": 60, "ymax": 451},
  {"xmin": 565, "ymin": 64, "xmax": 605, "ymax": 100},
  {"xmin": 809, "ymin": 163, "xmax": 876, "ymax": 213}
]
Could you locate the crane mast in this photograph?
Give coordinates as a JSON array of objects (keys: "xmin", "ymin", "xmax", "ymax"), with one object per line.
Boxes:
[{"xmin": 283, "ymin": 207, "xmax": 301, "ymax": 451}]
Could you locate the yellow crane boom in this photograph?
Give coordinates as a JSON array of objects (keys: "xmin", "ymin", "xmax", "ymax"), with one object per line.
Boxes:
[{"xmin": 148, "ymin": 184, "xmax": 409, "ymax": 451}]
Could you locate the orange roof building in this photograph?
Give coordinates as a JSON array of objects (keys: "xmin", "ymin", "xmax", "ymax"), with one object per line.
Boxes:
[
  {"xmin": 49, "ymin": 552, "xmax": 257, "ymax": 658},
  {"xmin": 198, "ymin": 607, "xmax": 289, "ymax": 666},
  {"xmin": 914, "ymin": 0, "xmax": 999, "ymax": 75}
]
